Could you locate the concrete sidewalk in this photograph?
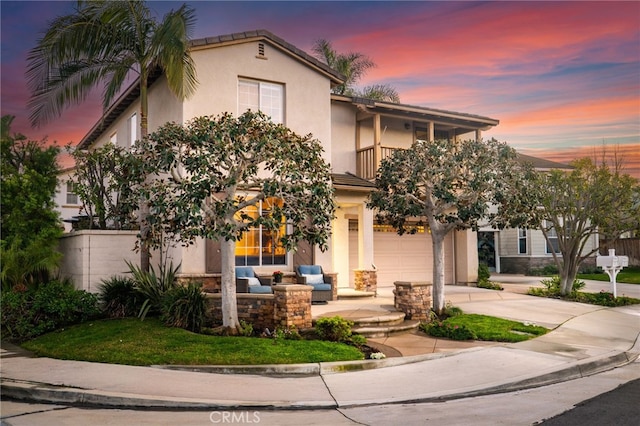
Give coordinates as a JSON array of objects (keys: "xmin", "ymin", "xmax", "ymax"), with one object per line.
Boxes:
[{"xmin": 1, "ymin": 282, "xmax": 639, "ymax": 410}]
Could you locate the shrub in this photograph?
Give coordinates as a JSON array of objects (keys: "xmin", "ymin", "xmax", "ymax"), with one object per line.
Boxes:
[
  {"xmin": 127, "ymin": 260, "xmax": 180, "ymax": 319},
  {"xmin": 476, "ymin": 264, "xmax": 503, "ymax": 290},
  {"xmin": 99, "ymin": 276, "xmax": 144, "ymax": 318},
  {"xmin": 0, "ymin": 280, "xmax": 100, "ymax": 342},
  {"xmin": 527, "ymin": 264, "xmax": 559, "ymax": 276},
  {"xmin": 315, "ymin": 316, "xmax": 355, "ymax": 342},
  {"xmin": 239, "ymin": 320, "xmax": 254, "ymax": 337},
  {"xmin": 420, "ymin": 321, "xmax": 477, "ymax": 340},
  {"xmin": 478, "ymin": 264, "xmax": 490, "ymax": 282},
  {"xmin": 574, "ymin": 290, "xmax": 640, "ymax": 307},
  {"xmin": 270, "ymin": 326, "xmax": 302, "ymax": 341},
  {"xmin": 161, "ymin": 282, "xmax": 206, "ymax": 333},
  {"xmin": 529, "ymin": 276, "xmax": 585, "ymax": 297}
]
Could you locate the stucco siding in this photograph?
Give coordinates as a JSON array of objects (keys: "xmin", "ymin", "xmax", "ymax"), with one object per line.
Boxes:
[
  {"xmin": 331, "ymin": 102, "xmax": 357, "ymax": 174},
  {"xmin": 185, "ymin": 41, "xmax": 333, "ymax": 161},
  {"xmin": 58, "ymin": 231, "xmax": 139, "ymax": 292}
]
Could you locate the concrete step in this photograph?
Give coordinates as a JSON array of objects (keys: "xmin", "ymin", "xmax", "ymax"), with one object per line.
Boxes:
[
  {"xmin": 350, "ymin": 311, "xmax": 406, "ymax": 327},
  {"xmin": 337, "ymin": 288, "xmax": 376, "ymax": 299},
  {"xmin": 353, "ymin": 320, "xmax": 421, "ymax": 338}
]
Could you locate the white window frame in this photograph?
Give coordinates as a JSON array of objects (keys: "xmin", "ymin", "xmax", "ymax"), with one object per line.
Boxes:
[
  {"xmin": 128, "ymin": 113, "xmax": 138, "ymax": 147},
  {"xmin": 545, "ymin": 222, "xmax": 560, "ymax": 254},
  {"xmin": 518, "ymin": 228, "xmax": 527, "ymax": 254},
  {"xmin": 235, "ymin": 198, "xmax": 287, "ymax": 267},
  {"xmin": 66, "ymin": 181, "xmax": 79, "ymax": 205},
  {"xmin": 238, "ymin": 79, "xmax": 284, "ymax": 124}
]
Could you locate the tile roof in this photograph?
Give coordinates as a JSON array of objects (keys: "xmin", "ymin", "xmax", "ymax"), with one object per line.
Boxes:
[
  {"xmin": 331, "ymin": 172, "xmax": 377, "ymax": 190},
  {"xmin": 516, "ymin": 153, "xmax": 572, "ymax": 170}
]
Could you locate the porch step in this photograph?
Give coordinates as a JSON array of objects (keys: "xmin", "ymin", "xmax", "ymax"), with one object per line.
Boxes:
[
  {"xmin": 350, "ymin": 311, "xmax": 406, "ymax": 327},
  {"xmin": 353, "ymin": 320, "xmax": 421, "ymax": 338},
  {"xmin": 315, "ymin": 309, "xmax": 418, "ymax": 338},
  {"xmin": 337, "ymin": 288, "xmax": 376, "ymax": 299}
]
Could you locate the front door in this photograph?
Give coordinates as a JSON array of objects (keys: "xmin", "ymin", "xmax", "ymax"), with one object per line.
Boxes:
[{"xmin": 477, "ymin": 231, "xmax": 496, "ymax": 271}]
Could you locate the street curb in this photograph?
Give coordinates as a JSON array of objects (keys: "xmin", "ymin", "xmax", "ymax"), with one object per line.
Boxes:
[
  {"xmin": 2, "ymin": 350, "xmax": 637, "ymax": 410},
  {"xmin": 0, "ymin": 378, "xmax": 337, "ymax": 410},
  {"xmin": 151, "ymin": 346, "xmax": 487, "ymax": 376}
]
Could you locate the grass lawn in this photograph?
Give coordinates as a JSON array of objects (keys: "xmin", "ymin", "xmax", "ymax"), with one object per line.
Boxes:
[
  {"xmin": 447, "ymin": 314, "xmax": 548, "ymax": 342},
  {"xmin": 577, "ymin": 266, "xmax": 640, "ymax": 284},
  {"xmin": 421, "ymin": 314, "xmax": 549, "ymax": 343},
  {"xmin": 21, "ymin": 318, "xmax": 364, "ymax": 366}
]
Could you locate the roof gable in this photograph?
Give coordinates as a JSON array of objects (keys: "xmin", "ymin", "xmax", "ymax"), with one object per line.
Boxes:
[
  {"xmin": 78, "ymin": 30, "xmax": 344, "ymax": 149},
  {"xmin": 190, "ymin": 30, "xmax": 345, "ymax": 84}
]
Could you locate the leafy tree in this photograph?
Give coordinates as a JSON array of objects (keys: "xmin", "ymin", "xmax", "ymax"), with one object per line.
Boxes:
[
  {"xmin": 312, "ymin": 39, "xmax": 400, "ymax": 103},
  {"xmin": 0, "ymin": 116, "xmax": 62, "ymax": 289},
  {"xmin": 530, "ymin": 157, "xmax": 640, "ymax": 295},
  {"xmin": 368, "ymin": 138, "xmax": 535, "ymax": 314},
  {"xmin": 134, "ymin": 111, "xmax": 335, "ymax": 332},
  {"xmin": 70, "ymin": 143, "xmax": 142, "ymax": 230},
  {"xmin": 26, "ymin": 0, "xmax": 198, "ymax": 272}
]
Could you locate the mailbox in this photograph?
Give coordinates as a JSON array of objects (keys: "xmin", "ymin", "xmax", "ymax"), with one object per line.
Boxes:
[
  {"xmin": 596, "ymin": 249, "xmax": 629, "ymax": 269},
  {"xmin": 596, "ymin": 249, "xmax": 629, "ymax": 298}
]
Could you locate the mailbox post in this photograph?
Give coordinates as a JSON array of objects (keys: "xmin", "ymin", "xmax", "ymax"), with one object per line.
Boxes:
[{"xmin": 596, "ymin": 249, "xmax": 629, "ymax": 298}]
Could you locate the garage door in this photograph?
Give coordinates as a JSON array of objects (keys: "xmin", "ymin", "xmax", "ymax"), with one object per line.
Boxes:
[{"xmin": 349, "ymin": 230, "xmax": 454, "ymax": 287}]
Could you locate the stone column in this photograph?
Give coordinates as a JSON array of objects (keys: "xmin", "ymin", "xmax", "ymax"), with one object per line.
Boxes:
[
  {"xmin": 324, "ymin": 272, "xmax": 338, "ymax": 300},
  {"xmin": 354, "ymin": 269, "xmax": 377, "ymax": 295},
  {"xmin": 393, "ymin": 281, "xmax": 432, "ymax": 321},
  {"xmin": 272, "ymin": 284, "xmax": 313, "ymax": 329}
]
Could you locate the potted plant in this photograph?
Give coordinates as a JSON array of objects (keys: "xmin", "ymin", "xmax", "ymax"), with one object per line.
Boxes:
[{"xmin": 273, "ymin": 271, "xmax": 283, "ymax": 283}]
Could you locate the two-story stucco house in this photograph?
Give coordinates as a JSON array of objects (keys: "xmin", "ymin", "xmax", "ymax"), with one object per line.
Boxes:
[{"xmin": 58, "ymin": 30, "xmax": 503, "ymax": 292}]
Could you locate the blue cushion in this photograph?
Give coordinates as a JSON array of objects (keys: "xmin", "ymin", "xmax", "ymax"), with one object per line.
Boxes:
[
  {"xmin": 249, "ymin": 286, "xmax": 272, "ymax": 294},
  {"xmin": 298, "ymin": 265, "xmax": 322, "ymax": 275},
  {"xmin": 311, "ymin": 283, "xmax": 332, "ymax": 291},
  {"xmin": 236, "ymin": 267, "xmax": 255, "ymax": 278}
]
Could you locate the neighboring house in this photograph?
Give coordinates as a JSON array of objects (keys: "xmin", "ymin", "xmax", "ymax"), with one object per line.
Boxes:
[
  {"xmin": 58, "ymin": 30, "xmax": 501, "ymax": 291},
  {"xmin": 54, "ymin": 154, "xmax": 82, "ymax": 233},
  {"xmin": 477, "ymin": 154, "xmax": 599, "ymax": 274}
]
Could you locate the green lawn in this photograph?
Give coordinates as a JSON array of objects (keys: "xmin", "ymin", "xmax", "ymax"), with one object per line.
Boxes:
[
  {"xmin": 447, "ymin": 314, "xmax": 548, "ymax": 342},
  {"xmin": 22, "ymin": 318, "xmax": 364, "ymax": 366},
  {"xmin": 577, "ymin": 266, "xmax": 640, "ymax": 284},
  {"xmin": 421, "ymin": 314, "xmax": 549, "ymax": 343}
]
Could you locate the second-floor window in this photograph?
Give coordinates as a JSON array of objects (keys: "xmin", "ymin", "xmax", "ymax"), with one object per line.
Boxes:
[
  {"xmin": 128, "ymin": 113, "xmax": 138, "ymax": 147},
  {"xmin": 66, "ymin": 181, "xmax": 79, "ymax": 205},
  {"xmin": 238, "ymin": 79, "xmax": 284, "ymax": 124},
  {"xmin": 518, "ymin": 228, "xmax": 527, "ymax": 254}
]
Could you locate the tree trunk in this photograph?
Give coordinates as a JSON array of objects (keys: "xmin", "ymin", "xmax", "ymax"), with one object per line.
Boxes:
[
  {"xmin": 431, "ymin": 229, "xmax": 447, "ymax": 315},
  {"xmin": 139, "ymin": 72, "xmax": 150, "ymax": 272},
  {"xmin": 559, "ymin": 243, "xmax": 581, "ymax": 295},
  {"xmin": 220, "ymin": 237, "xmax": 240, "ymax": 331}
]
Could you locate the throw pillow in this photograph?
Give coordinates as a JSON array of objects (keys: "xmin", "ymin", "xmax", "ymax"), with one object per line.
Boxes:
[
  {"xmin": 247, "ymin": 277, "xmax": 261, "ymax": 287},
  {"xmin": 305, "ymin": 274, "xmax": 325, "ymax": 285}
]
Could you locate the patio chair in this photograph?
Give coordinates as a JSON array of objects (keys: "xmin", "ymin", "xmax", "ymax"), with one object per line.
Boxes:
[
  {"xmin": 295, "ymin": 265, "xmax": 334, "ymax": 303},
  {"xmin": 236, "ymin": 266, "xmax": 273, "ymax": 294}
]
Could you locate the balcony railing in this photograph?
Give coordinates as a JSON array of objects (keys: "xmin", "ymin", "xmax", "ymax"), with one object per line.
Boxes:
[{"xmin": 356, "ymin": 146, "xmax": 400, "ymax": 180}]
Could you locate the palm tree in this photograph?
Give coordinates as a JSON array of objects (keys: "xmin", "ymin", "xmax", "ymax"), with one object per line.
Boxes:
[
  {"xmin": 312, "ymin": 39, "xmax": 400, "ymax": 103},
  {"xmin": 26, "ymin": 0, "xmax": 198, "ymax": 272}
]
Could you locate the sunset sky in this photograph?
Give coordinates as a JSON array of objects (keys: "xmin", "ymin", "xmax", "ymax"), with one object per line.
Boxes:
[{"xmin": 2, "ymin": 1, "xmax": 639, "ymax": 177}]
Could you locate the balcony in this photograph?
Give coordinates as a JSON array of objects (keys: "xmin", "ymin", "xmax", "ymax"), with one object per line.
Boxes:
[{"xmin": 356, "ymin": 146, "xmax": 400, "ymax": 180}]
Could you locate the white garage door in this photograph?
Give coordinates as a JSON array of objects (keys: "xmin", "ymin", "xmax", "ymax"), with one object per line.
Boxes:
[{"xmin": 369, "ymin": 231, "xmax": 454, "ymax": 287}]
